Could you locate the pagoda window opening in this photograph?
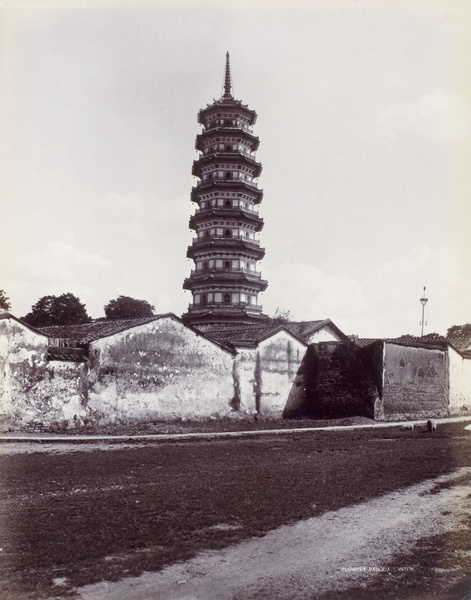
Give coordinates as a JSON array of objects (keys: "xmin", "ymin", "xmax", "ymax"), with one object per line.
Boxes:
[
  {"xmin": 225, "ymin": 172, "xmax": 232, "ymax": 179},
  {"xmin": 225, "ymin": 200, "xmax": 231, "ymax": 207},
  {"xmin": 224, "ymin": 229, "xmax": 231, "ymax": 237},
  {"xmin": 224, "ymin": 261, "xmax": 231, "ymax": 270},
  {"xmin": 226, "ymin": 145, "xmax": 231, "ymax": 151},
  {"xmin": 203, "ymin": 261, "xmax": 209, "ymax": 271},
  {"xmin": 224, "ymin": 294, "xmax": 231, "ymax": 303},
  {"xmin": 202, "ymin": 294, "xmax": 207, "ymax": 305}
]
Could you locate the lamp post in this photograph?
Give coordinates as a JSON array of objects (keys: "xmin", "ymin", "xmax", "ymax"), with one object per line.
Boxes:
[{"xmin": 420, "ymin": 286, "xmax": 428, "ymax": 337}]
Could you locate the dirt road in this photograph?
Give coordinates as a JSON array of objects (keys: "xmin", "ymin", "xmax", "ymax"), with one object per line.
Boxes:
[{"xmin": 76, "ymin": 467, "xmax": 471, "ymax": 600}]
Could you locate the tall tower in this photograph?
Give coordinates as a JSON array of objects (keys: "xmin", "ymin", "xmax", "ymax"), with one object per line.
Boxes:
[{"xmin": 183, "ymin": 53, "xmax": 268, "ymax": 325}]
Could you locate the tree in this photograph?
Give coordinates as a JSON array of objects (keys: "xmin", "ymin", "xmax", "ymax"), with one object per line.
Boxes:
[
  {"xmin": 22, "ymin": 293, "xmax": 91, "ymax": 327},
  {"xmin": 271, "ymin": 307, "xmax": 293, "ymax": 324},
  {"xmin": 447, "ymin": 323, "xmax": 471, "ymax": 338},
  {"xmin": 104, "ymin": 295, "xmax": 155, "ymax": 320},
  {"xmin": 0, "ymin": 290, "xmax": 11, "ymax": 311}
]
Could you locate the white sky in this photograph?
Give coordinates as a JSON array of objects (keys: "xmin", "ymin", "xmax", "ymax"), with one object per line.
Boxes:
[{"xmin": 1, "ymin": 0, "xmax": 470, "ymax": 338}]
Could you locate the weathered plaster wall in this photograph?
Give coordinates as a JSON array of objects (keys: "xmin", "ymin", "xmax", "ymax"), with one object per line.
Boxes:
[
  {"xmin": 234, "ymin": 331, "xmax": 306, "ymax": 420},
  {"xmin": 381, "ymin": 343, "xmax": 449, "ymax": 421},
  {"xmin": 234, "ymin": 348, "xmax": 258, "ymax": 418},
  {"xmin": 0, "ymin": 317, "xmax": 87, "ymax": 430},
  {"xmin": 87, "ymin": 317, "xmax": 236, "ymax": 423},
  {"xmin": 284, "ymin": 342, "xmax": 378, "ymax": 420},
  {"xmin": 448, "ymin": 348, "xmax": 471, "ymax": 414},
  {"xmin": 1, "ymin": 317, "xmax": 47, "ymax": 426},
  {"xmin": 256, "ymin": 332, "xmax": 306, "ymax": 419},
  {"xmin": 304, "ymin": 326, "xmax": 343, "ymax": 345}
]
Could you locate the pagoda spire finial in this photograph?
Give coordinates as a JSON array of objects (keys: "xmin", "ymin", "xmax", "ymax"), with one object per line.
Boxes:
[{"xmin": 223, "ymin": 51, "xmax": 232, "ymax": 99}]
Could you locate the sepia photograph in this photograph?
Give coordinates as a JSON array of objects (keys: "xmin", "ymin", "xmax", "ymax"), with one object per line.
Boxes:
[{"xmin": 1, "ymin": 0, "xmax": 470, "ymax": 598}]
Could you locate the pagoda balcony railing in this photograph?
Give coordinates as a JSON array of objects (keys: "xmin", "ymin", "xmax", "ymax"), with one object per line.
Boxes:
[
  {"xmin": 187, "ymin": 302, "xmax": 263, "ymax": 313},
  {"xmin": 189, "ymin": 267, "xmax": 263, "ymax": 277},
  {"xmin": 190, "ymin": 234, "xmax": 260, "ymax": 247},
  {"xmin": 193, "ymin": 205, "xmax": 260, "ymax": 217},
  {"xmin": 204, "ymin": 122, "xmax": 253, "ymax": 134},
  {"xmin": 195, "ymin": 177, "xmax": 259, "ymax": 189},
  {"xmin": 201, "ymin": 148, "xmax": 257, "ymax": 160}
]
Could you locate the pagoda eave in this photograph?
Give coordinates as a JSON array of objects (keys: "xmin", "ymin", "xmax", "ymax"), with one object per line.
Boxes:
[
  {"xmin": 186, "ymin": 241, "xmax": 265, "ymax": 261},
  {"xmin": 183, "ymin": 274, "xmax": 268, "ymax": 291},
  {"xmin": 192, "ymin": 155, "xmax": 262, "ymax": 179},
  {"xmin": 198, "ymin": 101, "xmax": 257, "ymax": 126},
  {"xmin": 191, "ymin": 181, "xmax": 264, "ymax": 203},
  {"xmin": 195, "ymin": 129, "xmax": 260, "ymax": 152},
  {"xmin": 189, "ymin": 209, "xmax": 263, "ymax": 231}
]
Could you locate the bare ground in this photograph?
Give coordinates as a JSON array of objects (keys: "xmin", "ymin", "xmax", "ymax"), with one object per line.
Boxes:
[{"xmin": 76, "ymin": 467, "xmax": 471, "ymax": 600}]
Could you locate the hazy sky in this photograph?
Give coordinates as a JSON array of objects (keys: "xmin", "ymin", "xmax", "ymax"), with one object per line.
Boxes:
[{"xmin": 1, "ymin": 0, "xmax": 470, "ymax": 338}]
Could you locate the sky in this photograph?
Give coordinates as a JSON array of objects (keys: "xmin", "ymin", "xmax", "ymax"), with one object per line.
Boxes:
[{"xmin": 1, "ymin": 0, "xmax": 470, "ymax": 338}]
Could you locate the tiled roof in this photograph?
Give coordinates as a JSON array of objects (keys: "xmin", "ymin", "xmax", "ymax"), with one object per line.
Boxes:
[
  {"xmin": 195, "ymin": 322, "xmax": 289, "ymax": 347},
  {"xmin": 356, "ymin": 334, "xmax": 448, "ymax": 351},
  {"xmin": 196, "ymin": 318, "xmax": 346, "ymax": 347},
  {"xmin": 286, "ymin": 319, "xmax": 350, "ymax": 342},
  {"xmin": 447, "ymin": 331, "xmax": 471, "ymax": 354},
  {"xmin": 38, "ymin": 314, "xmax": 175, "ymax": 345},
  {"xmin": 355, "ymin": 338, "xmax": 381, "ymax": 348}
]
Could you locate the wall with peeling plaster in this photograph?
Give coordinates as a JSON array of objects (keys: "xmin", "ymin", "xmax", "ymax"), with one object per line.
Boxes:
[
  {"xmin": 234, "ymin": 331, "xmax": 306, "ymax": 420},
  {"xmin": 380, "ymin": 343, "xmax": 449, "ymax": 421},
  {"xmin": 303, "ymin": 326, "xmax": 344, "ymax": 345},
  {"xmin": 1, "ymin": 313, "xmax": 460, "ymax": 430},
  {"xmin": 0, "ymin": 316, "xmax": 88, "ymax": 430},
  {"xmin": 86, "ymin": 317, "xmax": 236, "ymax": 423}
]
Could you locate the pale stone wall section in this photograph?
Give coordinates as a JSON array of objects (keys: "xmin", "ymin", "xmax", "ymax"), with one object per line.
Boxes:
[
  {"xmin": 0, "ymin": 316, "xmax": 88, "ymax": 429},
  {"xmin": 87, "ymin": 317, "xmax": 236, "ymax": 423},
  {"xmin": 303, "ymin": 326, "xmax": 343, "ymax": 345},
  {"xmin": 448, "ymin": 346, "xmax": 471, "ymax": 413},
  {"xmin": 0, "ymin": 316, "xmax": 48, "ymax": 424},
  {"xmin": 381, "ymin": 343, "xmax": 449, "ymax": 421},
  {"xmin": 234, "ymin": 330, "xmax": 307, "ymax": 420},
  {"xmin": 257, "ymin": 331, "xmax": 306, "ymax": 419},
  {"xmin": 233, "ymin": 348, "xmax": 258, "ymax": 417}
]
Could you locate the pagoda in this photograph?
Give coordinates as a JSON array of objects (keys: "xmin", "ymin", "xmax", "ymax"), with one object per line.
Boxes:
[{"xmin": 182, "ymin": 53, "xmax": 268, "ymax": 325}]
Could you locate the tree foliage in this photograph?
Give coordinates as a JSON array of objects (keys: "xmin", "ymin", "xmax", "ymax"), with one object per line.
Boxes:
[
  {"xmin": 104, "ymin": 295, "xmax": 155, "ymax": 320},
  {"xmin": 447, "ymin": 323, "xmax": 471, "ymax": 338},
  {"xmin": 22, "ymin": 293, "xmax": 91, "ymax": 327},
  {"xmin": 271, "ymin": 307, "xmax": 293, "ymax": 324},
  {"xmin": 0, "ymin": 290, "xmax": 11, "ymax": 310}
]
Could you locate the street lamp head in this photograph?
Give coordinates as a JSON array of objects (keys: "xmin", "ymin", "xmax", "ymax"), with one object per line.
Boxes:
[{"xmin": 420, "ymin": 286, "xmax": 428, "ymax": 307}]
